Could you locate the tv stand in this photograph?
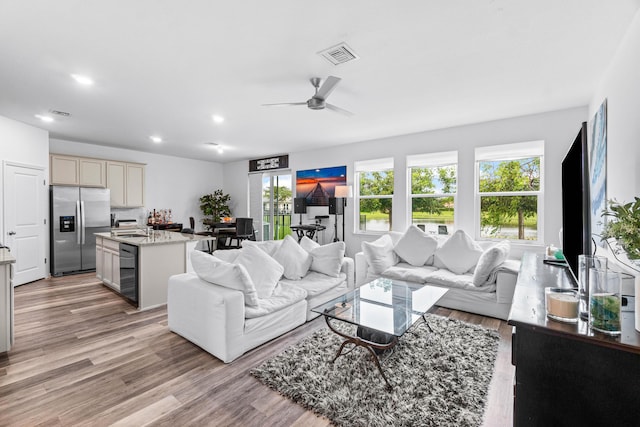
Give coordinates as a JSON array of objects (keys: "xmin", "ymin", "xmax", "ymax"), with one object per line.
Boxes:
[{"xmin": 509, "ymin": 252, "xmax": 640, "ymax": 426}]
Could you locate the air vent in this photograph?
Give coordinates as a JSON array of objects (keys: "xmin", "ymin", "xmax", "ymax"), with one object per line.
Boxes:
[
  {"xmin": 317, "ymin": 42, "xmax": 360, "ymax": 65},
  {"xmin": 49, "ymin": 109, "xmax": 71, "ymax": 117}
]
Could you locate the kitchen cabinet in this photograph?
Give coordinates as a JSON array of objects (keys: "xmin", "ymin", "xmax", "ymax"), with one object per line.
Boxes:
[
  {"xmin": 95, "ymin": 231, "xmax": 215, "ymax": 310},
  {"xmin": 0, "ymin": 249, "xmax": 16, "ymax": 353},
  {"xmin": 100, "ymin": 237, "xmax": 120, "ymax": 290},
  {"xmin": 96, "ymin": 237, "xmax": 103, "ymax": 280},
  {"xmin": 107, "ymin": 161, "xmax": 145, "ymax": 207},
  {"xmin": 79, "ymin": 158, "xmax": 106, "ymax": 187},
  {"xmin": 50, "ymin": 154, "xmax": 106, "ymax": 187},
  {"xmin": 126, "ymin": 163, "xmax": 145, "ymax": 207}
]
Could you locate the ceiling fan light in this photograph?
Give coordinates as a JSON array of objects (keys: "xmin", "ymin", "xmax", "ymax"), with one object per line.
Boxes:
[{"xmin": 307, "ymin": 98, "xmax": 325, "ymax": 110}]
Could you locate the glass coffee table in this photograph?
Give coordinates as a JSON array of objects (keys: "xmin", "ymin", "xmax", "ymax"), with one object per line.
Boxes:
[{"xmin": 311, "ymin": 277, "xmax": 448, "ymax": 390}]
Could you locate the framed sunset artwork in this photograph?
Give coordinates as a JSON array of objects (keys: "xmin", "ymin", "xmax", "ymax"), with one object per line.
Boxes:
[{"xmin": 296, "ymin": 166, "xmax": 346, "ymax": 206}]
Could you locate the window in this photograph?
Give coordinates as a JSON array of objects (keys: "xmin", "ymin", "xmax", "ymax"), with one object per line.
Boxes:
[
  {"xmin": 475, "ymin": 141, "xmax": 544, "ymax": 242},
  {"xmin": 407, "ymin": 151, "xmax": 457, "ymax": 235},
  {"xmin": 355, "ymin": 158, "xmax": 394, "ymax": 232}
]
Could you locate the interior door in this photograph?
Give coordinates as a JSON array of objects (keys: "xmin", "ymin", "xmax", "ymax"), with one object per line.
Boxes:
[{"xmin": 3, "ymin": 163, "xmax": 47, "ymax": 286}]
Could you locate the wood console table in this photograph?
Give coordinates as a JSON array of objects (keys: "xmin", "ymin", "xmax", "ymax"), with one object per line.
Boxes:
[{"xmin": 508, "ymin": 252, "xmax": 640, "ymax": 426}]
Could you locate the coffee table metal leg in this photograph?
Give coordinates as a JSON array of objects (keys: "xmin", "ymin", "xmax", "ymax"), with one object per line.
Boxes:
[{"xmin": 324, "ymin": 316, "xmax": 397, "ymax": 390}]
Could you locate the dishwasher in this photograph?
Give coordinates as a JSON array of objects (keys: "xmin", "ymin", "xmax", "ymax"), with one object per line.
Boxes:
[{"xmin": 119, "ymin": 243, "xmax": 139, "ymax": 306}]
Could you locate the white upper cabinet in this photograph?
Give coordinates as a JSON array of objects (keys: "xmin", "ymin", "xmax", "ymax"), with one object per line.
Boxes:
[
  {"xmin": 50, "ymin": 154, "xmax": 106, "ymax": 187},
  {"xmin": 107, "ymin": 161, "xmax": 145, "ymax": 207},
  {"xmin": 51, "ymin": 154, "xmax": 145, "ymax": 207},
  {"xmin": 125, "ymin": 163, "xmax": 145, "ymax": 207},
  {"xmin": 79, "ymin": 158, "xmax": 106, "ymax": 187}
]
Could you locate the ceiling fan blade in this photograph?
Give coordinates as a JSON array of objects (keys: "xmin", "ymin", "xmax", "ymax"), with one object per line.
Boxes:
[
  {"xmin": 326, "ymin": 103, "xmax": 353, "ymax": 117},
  {"xmin": 315, "ymin": 76, "xmax": 341, "ymax": 101},
  {"xmin": 262, "ymin": 102, "xmax": 307, "ymax": 107}
]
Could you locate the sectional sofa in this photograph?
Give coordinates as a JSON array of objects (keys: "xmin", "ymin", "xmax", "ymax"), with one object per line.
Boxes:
[
  {"xmin": 168, "ymin": 236, "xmax": 354, "ymax": 363},
  {"xmin": 355, "ymin": 226, "xmax": 521, "ymax": 320}
]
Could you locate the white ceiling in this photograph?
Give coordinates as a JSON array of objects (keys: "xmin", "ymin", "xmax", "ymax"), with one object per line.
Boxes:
[{"xmin": 1, "ymin": 1, "xmax": 638, "ymax": 163}]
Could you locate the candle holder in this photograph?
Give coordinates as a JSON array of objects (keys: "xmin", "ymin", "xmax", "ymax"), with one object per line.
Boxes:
[{"xmin": 545, "ymin": 287, "xmax": 579, "ymax": 323}]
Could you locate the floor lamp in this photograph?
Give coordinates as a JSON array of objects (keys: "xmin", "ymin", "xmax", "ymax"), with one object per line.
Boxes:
[{"xmin": 334, "ymin": 185, "xmax": 353, "ymax": 243}]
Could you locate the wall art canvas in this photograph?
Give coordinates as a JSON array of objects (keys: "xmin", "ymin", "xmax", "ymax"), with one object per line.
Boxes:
[
  {"xmin": 589, "ymin": 99, "xmax": 607, "ymax": 246},
  {"xmin": 296, "ymin": 166, "xmax": 346, "ymax": 206}
]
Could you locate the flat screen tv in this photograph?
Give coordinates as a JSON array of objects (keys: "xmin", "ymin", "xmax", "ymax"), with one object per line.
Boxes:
[{"xmin": 561, "ymin": 121, "xmax": 592, "ymax": 280}]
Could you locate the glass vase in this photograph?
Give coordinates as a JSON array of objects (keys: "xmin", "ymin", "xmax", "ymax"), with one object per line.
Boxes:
[{"xmin": 588, "ymin": 268, "xmax": 622, "ymax": 335}]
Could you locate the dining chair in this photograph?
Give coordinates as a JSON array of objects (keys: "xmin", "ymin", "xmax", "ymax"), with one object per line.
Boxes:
[
  {"xmin": 225, "ymin": 217, "xmax": 254, "ymax": 249},
  {"xmin": 181, "ymin": 217, "xmax": 196, "ymax": 234}
]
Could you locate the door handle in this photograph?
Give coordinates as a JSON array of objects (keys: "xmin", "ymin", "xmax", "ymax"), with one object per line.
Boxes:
[
  {"xmin": 81, "ymin": 200, "xmax": 86, "ymax": 245},
  {"xmin": 7, "ymin": 231, "xmax": 16, "ymax": 236},
  {"xmin": 77, "ymin": 200, "xmax": 81, "ymax": 245}
]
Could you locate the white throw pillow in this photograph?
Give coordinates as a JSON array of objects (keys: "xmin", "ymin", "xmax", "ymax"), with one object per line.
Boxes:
[
  {"xmin": 362, "ymin": 234, "xmax": 399, "ymax": 274},
  {"xmin": 211, "ymin": 248, "xmax": 241, "ymax": 263},
  {"xmin": 299, "ymin": 236, "xmax": 319, "ymax": 252},
  {"xmin": 241, "ymin": 239, "xmax": 283, "ymax": 256},
  {"xmin": 388, "ymin": 231, "xmax": 404, "ymax": 246},
  {"xmin": 434, "ymin": 230, "xmax": 483, "ymax": 275},
  {"xmin": 190, "ymin": 250, "xmax": 259, "ymax": 307},
  {"xmin": 235, "ymin": 245, "xmax": 284, "ymax": 299},
  {"xmin": 393, "ymin": 225, "xmax": 438, "ymax": 266},
  {"xmin": 472, "ymin": 240, "xmax": 511, "ymax": 286},
  {"xmin": 306, "ymin": 241, "xmax": 345, "ymax": 277},
  {"xmin": 272, "ymin": 235, "xmax": 312, "ymax": 280}
]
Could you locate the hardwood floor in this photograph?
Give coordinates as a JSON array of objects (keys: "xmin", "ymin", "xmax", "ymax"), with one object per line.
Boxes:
[{"xmin": 0, "ymin": 274, "xmax": 514, "ymax": 426}]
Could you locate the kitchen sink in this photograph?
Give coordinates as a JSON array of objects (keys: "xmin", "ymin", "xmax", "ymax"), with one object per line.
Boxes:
[{"xmin": 117, "ymin": 233, "xmax": 148, "ymax": 238}]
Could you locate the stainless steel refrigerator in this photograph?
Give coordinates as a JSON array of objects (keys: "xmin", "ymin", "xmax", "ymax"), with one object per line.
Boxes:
[{"xmin": 50, "ymin": 186, "xmax": 111, "ymax": 276}]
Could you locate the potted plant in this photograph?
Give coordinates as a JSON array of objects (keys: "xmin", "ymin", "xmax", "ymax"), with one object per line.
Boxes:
[
  {"xmin": 199, "ymin": 190, "xmax": 231, "ymax": 230},
  {"xmin": 601, "ymin": 197, "xmax": 640, "ymax": 260}
]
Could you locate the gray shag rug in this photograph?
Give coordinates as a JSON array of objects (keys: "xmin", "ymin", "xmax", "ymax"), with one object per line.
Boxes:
[{"xmin": 251, "ymin": 314, "xmax": 499, "ymax": 427}]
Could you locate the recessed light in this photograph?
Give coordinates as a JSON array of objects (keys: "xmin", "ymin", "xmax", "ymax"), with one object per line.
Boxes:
[
  {"xmin": 35, "ymin": 114, "xmax": 54, "ymax": 123},
  {"xmin": 149, "ymin": 136, "xmax": 162, "ymax": 143},
  {"xmin": 212, "ymin": 115, "xmax": 225, "ymax": 124},
  {"xmin": 71, "ymin": 74, "xmax": 94, "ymax": 86}
]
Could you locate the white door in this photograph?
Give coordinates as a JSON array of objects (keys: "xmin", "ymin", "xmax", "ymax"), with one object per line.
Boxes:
[{"xmin": 3, "ymin": 163, "xmax": 47, "ymax": 286}]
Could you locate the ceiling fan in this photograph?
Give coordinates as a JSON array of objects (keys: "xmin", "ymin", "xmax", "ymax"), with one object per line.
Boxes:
[{"xmin": 262, "ymin": 76, "xmax": 353, "ymax": 116}]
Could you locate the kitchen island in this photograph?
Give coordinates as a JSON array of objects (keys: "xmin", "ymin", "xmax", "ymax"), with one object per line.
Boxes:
[{"xmin": 95, "ymin": 230, "xmax": 215, "ymax": 310}]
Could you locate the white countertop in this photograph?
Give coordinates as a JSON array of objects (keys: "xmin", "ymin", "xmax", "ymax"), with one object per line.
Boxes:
[
  {"xmin": 95, "ymin": 230, "xmax": 215, "ymax": 247},
  {"xmin": 0, "ymin": 248, "xmax": 16, "ymax": 265}
]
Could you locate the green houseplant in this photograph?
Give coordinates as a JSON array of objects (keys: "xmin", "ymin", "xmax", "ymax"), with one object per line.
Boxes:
[
  {"xmin": 199, "ymin": 190, "xmax": 231, "ymax": 230},
  {"xmin": 601, "ymin": 197, "xmax": 640, "ymax": 260}
]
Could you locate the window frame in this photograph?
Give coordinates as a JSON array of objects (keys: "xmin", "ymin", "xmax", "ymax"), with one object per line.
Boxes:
[
  {"xmin": 354, "ymin": 158, "xmax": 394, "ymax": 234},
  {"xmin": 474, "ymin": 141, "xmax": 544, "ymax": 243},
  {"xmin": 406, "ymin": 151, "xmax": 458, "ymax": 234}
]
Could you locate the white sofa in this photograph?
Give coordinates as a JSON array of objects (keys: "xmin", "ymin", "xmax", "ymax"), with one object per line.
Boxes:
[
  {"xmin": 355, "ymin": 227, "xmax": 520, "ymax": 320},
  {"xmin": 168, "ymin": 236, "xmax": 354, "ymax": 363}
]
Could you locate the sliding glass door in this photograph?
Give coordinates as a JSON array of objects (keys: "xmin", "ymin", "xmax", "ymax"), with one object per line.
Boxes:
[{"xmin": 250, "ymin": 171, "xmax": 292, "ymax": 241}]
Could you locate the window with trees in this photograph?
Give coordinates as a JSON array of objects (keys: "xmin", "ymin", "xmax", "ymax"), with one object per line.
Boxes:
[
  {"xmin": 476, "ymin": 141, "xmax": 544, "ymax": 242},
  {"xmin": 355, "ymin": 158, "xmax": 394, "ymax": 232},
  {"xmin": 408, "ymin": 151, "xmax": 457, "ymax": 234}
]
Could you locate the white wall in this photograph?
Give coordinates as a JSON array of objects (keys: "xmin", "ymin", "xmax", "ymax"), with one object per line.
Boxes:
[
  {"xmin": 0, "ymin": 116, "xmax": 49, "ymax": 241},
  {"xmin": 224, "ymin": 107, "xmax": 587, "ymax": 257},
  {"xmin": 50, "ymin": 139, "xmax": 224, "ymax": 229},
  {"xmin": 589, "ymin": 9, "xmax": 640, "ymax": 203}
]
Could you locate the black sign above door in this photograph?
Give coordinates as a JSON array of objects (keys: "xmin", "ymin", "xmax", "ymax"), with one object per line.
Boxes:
[{"xmin": 249, "ymin": 154, "xmax": 289, "ymax": 172}]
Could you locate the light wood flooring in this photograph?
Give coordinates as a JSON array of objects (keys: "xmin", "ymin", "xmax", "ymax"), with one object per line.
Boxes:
[{"xmin": 0, "ymin": 273, "xmax": 514, "ymax": 426}]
